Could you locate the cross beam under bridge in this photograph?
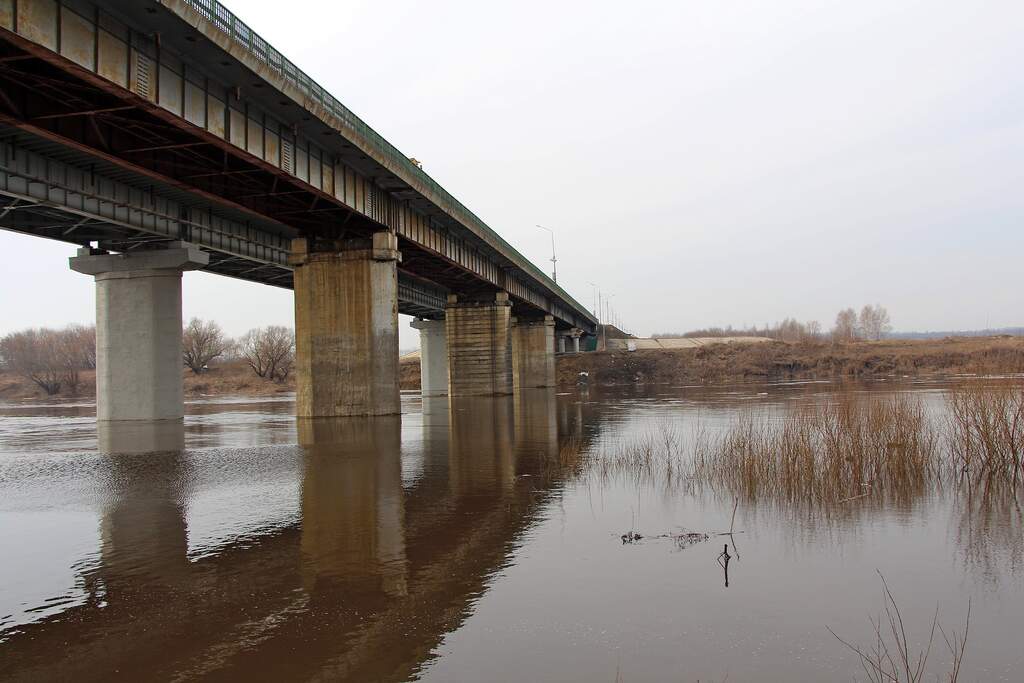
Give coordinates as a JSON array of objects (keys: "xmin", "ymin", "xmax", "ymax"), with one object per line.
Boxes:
[{"xmin": 0, "ymin": 133, "xmax": 449, "ymax": 318}]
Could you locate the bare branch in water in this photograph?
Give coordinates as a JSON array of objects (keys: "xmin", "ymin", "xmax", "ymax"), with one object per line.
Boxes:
[{"xmin": 827, "ymin": 572, "xmax": 970, "ymax": 682}]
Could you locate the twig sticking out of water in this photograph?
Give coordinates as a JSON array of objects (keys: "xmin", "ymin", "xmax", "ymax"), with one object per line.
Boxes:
[
  {"xmin": 717, "ymin": 544, "xmax": 732, "ymax": 587},
  {"xmin": 827, "ymin": 571, "xmax": 970, "ymax": 683}
]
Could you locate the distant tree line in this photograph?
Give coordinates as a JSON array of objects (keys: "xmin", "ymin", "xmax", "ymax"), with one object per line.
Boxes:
[
  {"xmin": 654, "ymin": 318, "xmax": 823, "ymax": 342},
  {"xmin": 832, "ymin": 305, "xmax": 891, "ymax": 342},
  {"xmin": 1, "ymin": 318, "xmax": 294, "ymax": 396},
  {"xmin": 182, "ymin": 318, "xmax": 294, "ymax": 382},
  {"xmin": 654, "ymin": 305, "xmax": 892, "ymax": 344},
  {"xmin": 0, "ymin": 325, "xmax": 95, "ymax": 395}
]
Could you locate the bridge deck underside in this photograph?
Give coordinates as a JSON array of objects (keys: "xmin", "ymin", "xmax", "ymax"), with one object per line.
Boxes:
[
  {"xmin": 0, "ymin": 131, "xmax": 448, "ymax": 318},
  {"xmin": 0, "ymin": 13, "xmax": 596, "ymax": 333}
]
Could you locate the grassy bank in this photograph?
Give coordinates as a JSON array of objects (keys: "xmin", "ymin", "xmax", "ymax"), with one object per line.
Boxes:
[
  {"xmin": 3, "ymin": 337, "xmax": 1021, "ymax": 400},
  {"xmin": 0, "ymin": 361, "xmax": 296, "ymax": 401},
  {"xmin": 558, "ymin": 336, "xmax": 1024, "ymax": 387},
  {"xmin": 0, "ymin": 357, "xmax": 425, "ymax": 401}
]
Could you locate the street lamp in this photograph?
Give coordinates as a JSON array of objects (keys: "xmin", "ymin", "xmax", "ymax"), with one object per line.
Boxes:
[
  {"xmin": 588, "ymin": 281, "xmax": 599, "ymax": 318},
  {"xmin": 535, "ymin": 224, "xmax": 557, "ymax": 283}
]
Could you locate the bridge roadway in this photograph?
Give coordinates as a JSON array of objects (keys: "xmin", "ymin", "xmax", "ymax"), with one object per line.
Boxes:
[
  {"xmin": 0, "ymin": 395, "xmax": 594, "ymax": 681},
  {"xmin": 0, "ymin": 0, "xmax": 597, "ymax": 419}
]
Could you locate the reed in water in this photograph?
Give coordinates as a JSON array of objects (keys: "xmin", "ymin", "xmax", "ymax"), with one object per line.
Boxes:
[
  {"xmin": 946, "ymin": 383, "xmax": 1024, "ymax": 483},
  {"xmin": 689, "ymin": 394, "xmax": 938, "ymax": 506},
  {"xmin": 586, "ymin": 383, "xmax": 1024, "ymax": 500}
]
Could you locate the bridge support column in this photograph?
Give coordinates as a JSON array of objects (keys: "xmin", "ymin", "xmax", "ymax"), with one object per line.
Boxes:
[
  {"xmin": 291, "ymin": 233, "xmax": 401, "ymax": 417},
  {"xmin": 557, "ymin": 336, "xmax": 567, "ymax": 354},
  {"xmin": 571, "ymin": 329, "xmax": 583, "ymax": 353},
  {"xmin": 410, "ymin": 318, "xmax": 448, "ymax": 397},
  {"xmin": 445, "ymin": 292, "xmax": 512, "ymax": 396},
  {"xmin": 511, "ymin": 315, "xmax": 556, "ymax": 390},
  {"xmin": 70, "ymin": 243, "xmax": 208, "ymax": 422}
]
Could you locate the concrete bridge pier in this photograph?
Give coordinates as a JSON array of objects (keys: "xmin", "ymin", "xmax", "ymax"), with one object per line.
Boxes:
[
  {"xmin": 410, "ymin": 318, "xmax": 448, "ymax": 397},
  {"xmin": 570, "ymin": 328, "xmax": 583, "ymax": 353},
  {"xmin": 291, "ymin": 233, "xmax": 401, "ymax": 417},
  {"xmin": 70, "ymin": 242, "xmax": 208, "ymax": 422},
  {"xmin": 445, "ymin": 292, "xmax": 513, "ymax": 396},
  {"xmin": 557, "ymin": 329, "xmax": 583, "ymax": 354},
  {"xmin": 511, "ymin": 315, "xmax": 556, "ymax": 390}
]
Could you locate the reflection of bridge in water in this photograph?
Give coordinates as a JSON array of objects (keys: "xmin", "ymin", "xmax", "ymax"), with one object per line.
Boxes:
[{"xmin": 0, "ymin": 392, "xmax": 605, "ymax": 682}]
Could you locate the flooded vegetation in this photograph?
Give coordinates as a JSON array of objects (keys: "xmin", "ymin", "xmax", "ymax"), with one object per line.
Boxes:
[
  {"xmin": 1, "ymin": 379, "xmax": 1022, "ymax": 681},
  {"xmin": 947, "ymin": 384, "xmax": 1024, "ymax": 481},
  {"xmin": 690, "ymin": 393, "xmax": 937, "ymax": 506}
]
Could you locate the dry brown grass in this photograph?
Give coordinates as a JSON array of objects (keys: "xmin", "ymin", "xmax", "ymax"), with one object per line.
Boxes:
[
  {"xmin": 946, "ymin": 384, "xmax": 1024, "ymax": 482},
  {"xmin": 690, "ymin": 395, "xmax": 938, "ymax": 506},
  {"xmin": 0, "ymin": 368, "xmax": 97, "ymax": 400},
  {"xmin": 183, "ymin": 360, "xmax": 295, "ymax": 396},
  {"xmin": 557, "ymin": 336, "xmax": 1024, "ymax": 387},
  {"xmin": 587, "ymin": 424, "xmax": 689, "ymax": 490},
  {"xmin": 0, "ymin": 360, "xmax": 297, "ymax": 400},
  {"xmin": 582, "ymin": 395, "xmax": 940, "ymax": 504},
  {"xmin": 582, "ymin": 384, "xmax": 1024, "ymax": 516},
  {"xmin": 399, "ymin": 357, "xmax": 421, "ymax": 390}
]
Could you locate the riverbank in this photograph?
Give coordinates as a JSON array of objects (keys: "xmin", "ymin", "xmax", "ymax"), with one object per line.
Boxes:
[
  {"xmin": 2, "ymin": 337, "xmax": 1022, "ymax": 400},
  {"xmin": 558, "ymin": 336, "xmax": 1024, "ymax": 386},
  {"xmin": 0, "ymin": 361, "xmax": 295, "ymax": 401}
]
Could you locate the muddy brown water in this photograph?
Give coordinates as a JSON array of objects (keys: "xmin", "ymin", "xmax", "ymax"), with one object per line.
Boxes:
[{"xmin": 0, "ymin": 380, "xmax": 1021, "ymax": 681}]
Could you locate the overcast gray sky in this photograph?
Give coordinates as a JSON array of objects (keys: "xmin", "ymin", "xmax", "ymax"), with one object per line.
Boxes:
[{"xmin": 3, "ymin": 0, "xmax": 1022, "ymax": 345}]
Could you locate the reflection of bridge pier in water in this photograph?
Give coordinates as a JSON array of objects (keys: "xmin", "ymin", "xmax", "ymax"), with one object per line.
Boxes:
[
  {"xmin": 515, "ymin": 388, "xmax": 559, "ymax": 463},
  {"xmin": 0, "ymin": 394, "xmax": 602, "ymax": 681},
  {"xmin": 298, "ymin": 417, "xmax": 407, "ymax": 596},
  {"xmin": 96, "ymin": 421, "xmax": 190, "ymax": 594},
  {"xmin": 448, "ymin": 396, "xmax": 516, "ymax": 495}
]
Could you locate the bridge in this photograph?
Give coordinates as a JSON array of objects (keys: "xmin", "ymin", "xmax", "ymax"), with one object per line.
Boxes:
[{"xmin": 0, "ymin": 0, "xmax": 596, "ymax": 420}]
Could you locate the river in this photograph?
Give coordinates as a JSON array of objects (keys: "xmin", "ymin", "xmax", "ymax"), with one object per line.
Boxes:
[{"xmin": 0, "ymin": 379, "xmax": 1021, "ymax": 681}]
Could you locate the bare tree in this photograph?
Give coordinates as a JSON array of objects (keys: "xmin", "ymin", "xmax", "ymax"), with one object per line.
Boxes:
[
  {"xmin": 182, "ymin": 318, "xmax": 231, "ymax": 374},
  {"xmin": 239, "ymin": 326, "xmax": 294, "ymax": 382},
  {"xmin": 0, "ymin": 328, "xmax": 64, "ymax": 395},
  {"xmin": 832, "ymin": 308, "xmax": 859, "ymax": 343},
  {"xmin": 64, "ymin": 324, "xmax": 96, "ymax": 370},
  {"xmin": 859, "ymin": 304, "xmax": 892, "ymax": 341},
  {"xmin": 60, "ymin": 324, "xmax": 96, "ymax": 394},
  {"xmin": 1, "ymin": 325, "xmax": 99, "ymax": 395},
  {"xmin": 55, "ymin": 329, "xmax": 82, "ymax": 394},
  {"xmin": 775, "ymin": 318, "xmax": 804, "ymax": 342}
]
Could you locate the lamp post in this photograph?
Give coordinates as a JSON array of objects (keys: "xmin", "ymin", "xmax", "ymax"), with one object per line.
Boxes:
[
  {"xmin": 588, "ymin": 281, "xmax": 599, "ymax": 318},
  {"xmin": 535, "ymin": 224, "xmax": 557, "ymax": 283}
]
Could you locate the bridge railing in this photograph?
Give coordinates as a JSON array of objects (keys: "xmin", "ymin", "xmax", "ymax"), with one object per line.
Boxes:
[{"xmin": 178, "ymin": 0, "xmax": 594, "ymax": 324}]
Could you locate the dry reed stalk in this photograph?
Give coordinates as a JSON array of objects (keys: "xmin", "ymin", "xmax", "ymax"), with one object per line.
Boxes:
[
  {"xmin": 946, "ymin": 384, "xmax": 1024, "ymax": 482},
  {"xmin": 828, "ymin": 572, "xmax": 970, "ymax": 683},
  {"xmin": 689, "ymin": 395, "xmax": 937, "ymax": 507}
]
